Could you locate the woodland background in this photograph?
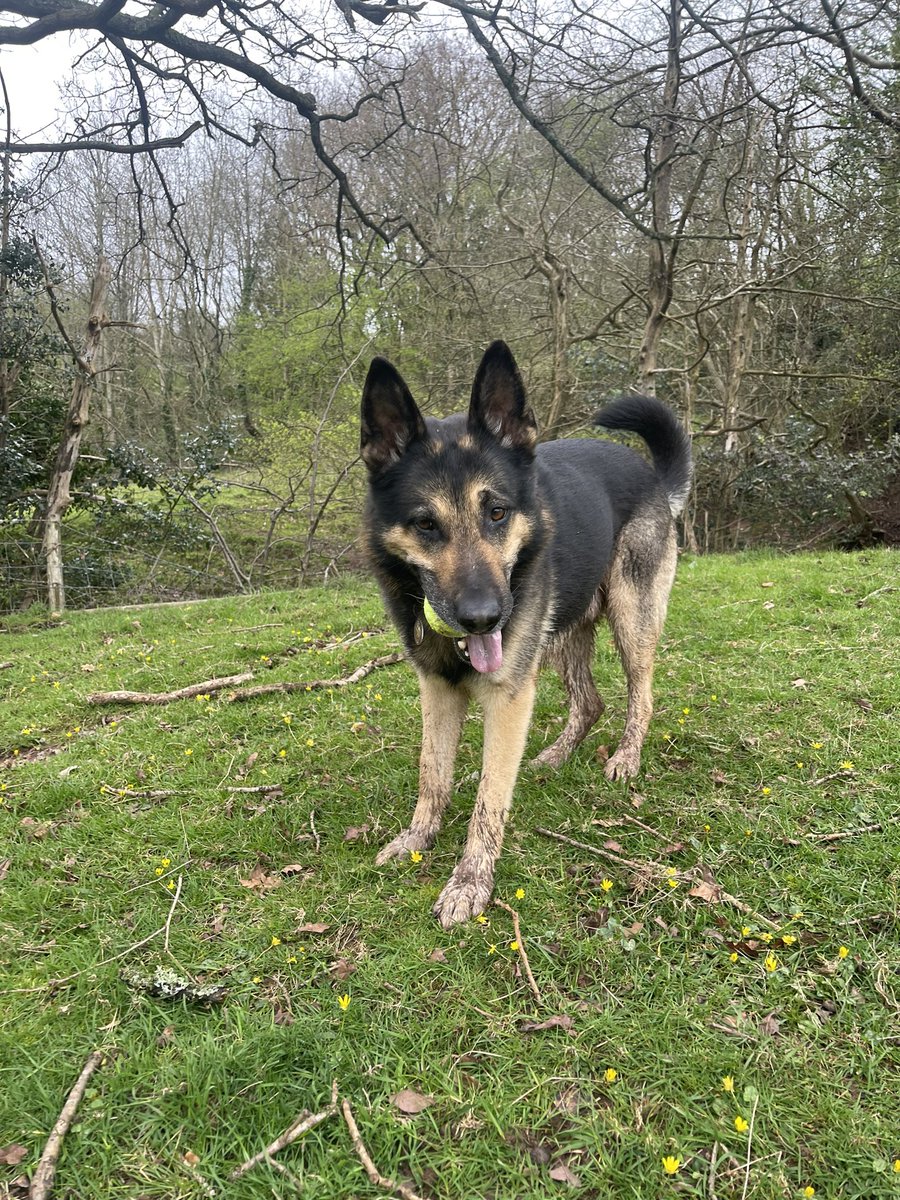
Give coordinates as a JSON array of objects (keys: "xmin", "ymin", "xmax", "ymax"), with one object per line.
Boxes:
[{"xmin": 1, "ymin": 0, "xmax": 899, "ymax": 611}]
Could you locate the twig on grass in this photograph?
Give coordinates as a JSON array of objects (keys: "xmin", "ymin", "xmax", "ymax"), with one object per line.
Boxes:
[
  {"xmin": 0, "ymin": 661, "xmax": 13, "ymax": 670},
  {"xmin": 702, "ymin": 880, "xmax": 780, "ymax": 932},
  {"xmin": 707, "ymin": 1139, "xmax": 719, "ymax": 1199},
  {"xmin": 783, "ymin": 822, "xmax": 884, "ymax": 845},
  {"xmin": 8, "ymin": 875, "xmax": 188, "ymax": 994},
  {"xmin": 740, "ymin": 1093, "xmax": 760, "ymax": 1200},
  {"xmin": 162, "ymin": 875, "xmax": 183, "ymax": 953},
  {"xmin": 493, "ymin": 899, "xmax": 543, "ymax": 1006},
  {"xmin": 30, "ymin": 1050, "xmax": 106, "ymax": 1200},
  {"xmin": 230, "ymin": 1081, "xmax": 339, "ymax": 1179},
  {"xmin": 856, "ymin": 582, "xmax": 896, "ymax": 607},
  {"xmin": 88, "ymin": 673, "xmax": 254, "ymax": 705},
  {"xmin": 229, "ymin": 653, "xmax": 404, "ymax": 700},
  {"xmin": 341, "ymin": 1097, "xmax": 426, "ymax": 1200},
  {"xmin": 534, "ymin": 826, "xmax": 650, "ymax": 873},
  {"xmin": 309, "ymin": 808, "xmax": 321, "ymax": 853},
  {"xmin": 535, "ymin": 826, "xmax": 780, "ymax": 930},
  {"xmin": 102, "ymin": 784, "xmax": 184, "ymax": 801},
  {"xmin": 807, "ymin": 769, "xmax": 856, "ymax": 787},
  {"xmin": 224, "ymin": 784, "xmax": 287, "ymax": 794}
]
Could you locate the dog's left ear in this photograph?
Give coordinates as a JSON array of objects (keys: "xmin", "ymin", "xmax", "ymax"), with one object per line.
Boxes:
[{"xmin": 468, "ymin": 341, "xmax": 538, "ymax": 453}]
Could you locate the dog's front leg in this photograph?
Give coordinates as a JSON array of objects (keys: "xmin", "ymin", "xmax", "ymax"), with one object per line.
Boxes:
[
  {"xmin": 433, "ymin": 675, "xmax": 537, "ymax": 928},
  {"xmin": 376, "ymin": 673, "xmax": 468, "ymax": 864}
]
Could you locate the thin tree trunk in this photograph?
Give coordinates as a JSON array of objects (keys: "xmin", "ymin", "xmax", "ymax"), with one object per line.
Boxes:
[
  {"xmin": 540, "ymin": 252, "xmax": 571, "ymax": 438},
  {"xmin": 636, "ymin": 0, "xmax": 681, "ymax": 394},
  {"xmin": 42, "ymin": 259, "xmax": 111, "ymax": 613}
]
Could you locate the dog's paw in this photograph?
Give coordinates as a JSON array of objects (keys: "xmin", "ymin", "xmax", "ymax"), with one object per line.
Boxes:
[
  {"xmin": 374, "ymin": 827, "xmax": 433, "ymax": 866},
  {"xmin": 604, "ymin": 746, "xmax": 641, "ymax": 781},
  {"xmin": 531, "ymin": 742, "xmax": 570, "ymax": 770},
  {"xmin": 432, "ymin": 863, "xmax": 494, "ymax": 929}
]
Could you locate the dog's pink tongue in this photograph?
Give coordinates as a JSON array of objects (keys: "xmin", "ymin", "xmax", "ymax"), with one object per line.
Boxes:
[{"xmin": 467, "ymin": 629, "xmax": 503, "ymax": 674}]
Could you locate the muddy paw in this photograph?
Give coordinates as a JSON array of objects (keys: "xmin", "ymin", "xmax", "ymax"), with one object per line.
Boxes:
[
  {"xmin": 531, "ymin": 742, "xmax": 570, "ymax": 770},
  {"xmin": 432, "ymin": 863, "xmax": 494, "ymax": 929},
  {"xmin": 374, "ymin": 827, "xmax": 434, "ymax": 866},
  {"xmin": 604, "ymin": 746, "xmax": 641, "ymax": 782}
]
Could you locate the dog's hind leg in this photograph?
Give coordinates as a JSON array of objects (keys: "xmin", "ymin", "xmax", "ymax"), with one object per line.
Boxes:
[
  {"xmin": 375, "ymin": 673, "xmax": 468, "ymax": 864},
  {"xmin": 432, "ymin": 675, "xmax": 536, "ymax": 928},
  {"xmin": 532, "ymin": 620, "xmax": 604, "ymax": 768},
  {"xmin": 604, "ymin": 524, "xmax": 677, "ymax": 782}
]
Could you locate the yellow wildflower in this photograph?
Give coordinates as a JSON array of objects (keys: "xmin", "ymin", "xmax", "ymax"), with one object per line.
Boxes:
[
  {"xmin": 604, "ymin": 1068, "xmax": 617, "ymax": 1083},
  {"xmin": 722, "ymin": 1075, "xmax": 735, "ymax": 1093},
  {"xmin": 734, "ymin": 1116, "xmax": 749, "ymax": 1133},
  {"xmin": 838, "ymin": 945, "xmax": 849, "ymax": 959},
  {"xmin": 337, "ymin": 994, "xmax": 350, "ymax": 1011},
  {"xmin": 661, "ymin": 1156, "xmax": 681, "ymax": 1175}
]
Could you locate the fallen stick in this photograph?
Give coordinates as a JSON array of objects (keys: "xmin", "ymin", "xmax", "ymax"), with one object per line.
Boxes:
[
  {"xmin": 230, "ymin": 1082, "xmax": 339, "ymax": 1179},
  {"xmin": 88, "ymin": 672, "xmax": 253, "ymax": 705},
  {"xmin": 229, "ymin": 653, "xmax": 404, "ymax": 700},
  {"xmin": 739, "ymin": 1094, "xmax": 760, "ymax": 1200},
  {"xmin": 783, "ymin": 822, "xmax": 883, "ymax": 845},
  {"xmin": 102, "ymin": 785, "xmax": 184, "ymax": 800},
  {"xmin": 162, "ymin": 875, "xmax": 183, "ymax": 954},
  {"xmin": 707, "ymin": 1139, "xmax": 719, "ymax": 1200},
  {"xmin": 341, "ymin": 1098, "xmax": 426, "ymax": 1200},
  {"xmin": 493, "ymin": 899, "xmax": 543, "ymax": 1006},
  {"xmin": 535, "ymin": 826, "xmax": 780, "ymax": 931},
  {"xmin": 534, "ymin": 826, "xmax": 652, "ymax": 873},
  {"xmin": 10, "ymin": 874, "xmax": 189, "ymax": 994},
  {"xmin": 0, "ymin": 661, "xmax": 13, "ymax": 670},
  {"xmin": 30, "ymin": 1050, "xmax": 106, "ymax": 1200}
]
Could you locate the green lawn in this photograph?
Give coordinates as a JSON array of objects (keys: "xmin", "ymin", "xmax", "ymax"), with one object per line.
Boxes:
[{"xmin": 1, "ymin": 550, "xmax": 898, "ymax": 1199}]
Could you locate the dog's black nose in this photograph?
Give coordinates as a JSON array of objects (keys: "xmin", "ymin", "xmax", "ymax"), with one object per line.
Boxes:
[{"xmin": 455, "ymin": 592, "xmax": 502, "ymax": 634}]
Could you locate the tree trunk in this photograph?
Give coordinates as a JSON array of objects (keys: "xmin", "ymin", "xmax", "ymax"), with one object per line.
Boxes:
[
  {"xmin": 539, "ymin": 251, "xmax": 571, "ymax": 438},
  {"xmin": 636, "ymin": 0, "xmax": 681, "ymax": 394},
  {"xmin": 42, "ymin": 259, "xmax": 111, "ymax": 613}
]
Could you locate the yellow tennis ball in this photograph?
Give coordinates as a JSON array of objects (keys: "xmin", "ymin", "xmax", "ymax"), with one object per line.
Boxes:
[{"xmin": 423, "ymin": 598, "xmax": 461, "ymax": 638}]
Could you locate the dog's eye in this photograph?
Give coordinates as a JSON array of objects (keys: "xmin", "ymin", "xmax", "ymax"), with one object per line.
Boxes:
[
  {"xmin": 489, "ymin": 506, "xmax": 508, "ymax": 523},
  {"xmin": 414, "ymin": 516, "xmax": 436, "ymax": 532}
]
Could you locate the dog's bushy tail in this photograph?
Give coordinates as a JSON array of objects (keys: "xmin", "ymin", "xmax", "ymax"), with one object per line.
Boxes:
[{"xmin": 594, "ymin": 394, "xmax": 693, "ymax": 517}]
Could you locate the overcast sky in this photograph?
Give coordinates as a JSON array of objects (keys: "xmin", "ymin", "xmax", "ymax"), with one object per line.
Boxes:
[{"xmin": 1, "ymin": 35, "xmax": 72, "ymax": 138}]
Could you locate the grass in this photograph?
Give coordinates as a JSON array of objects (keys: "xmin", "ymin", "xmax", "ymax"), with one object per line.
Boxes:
[{"xmin": 1, "ymin": 549, "xmax": 898, "ymax": 1200}]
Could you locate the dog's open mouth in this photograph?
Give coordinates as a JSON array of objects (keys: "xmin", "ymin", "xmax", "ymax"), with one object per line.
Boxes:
[{"xmin": 456, "ymin": 629, "xmax": 503, "ymax": 674}]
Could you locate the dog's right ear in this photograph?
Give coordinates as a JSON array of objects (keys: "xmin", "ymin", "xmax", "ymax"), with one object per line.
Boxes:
[{"xmin": 360, "ymin": 357, "xmax": 428, "ymax": 474}]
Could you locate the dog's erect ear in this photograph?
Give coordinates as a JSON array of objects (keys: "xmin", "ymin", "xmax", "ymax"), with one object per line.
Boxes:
[
  {"xmin": 361, "ymin": 357, "xmax": 428, "ymax": 474},
  {"xmin": 468, "ymin": 341, "xmax": 538, "ymax": 453}
]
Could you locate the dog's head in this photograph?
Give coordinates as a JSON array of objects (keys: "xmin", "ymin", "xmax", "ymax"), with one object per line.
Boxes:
[{"xmin": 361, "ymin": 342, "xmax": 540, "ymax": 674}]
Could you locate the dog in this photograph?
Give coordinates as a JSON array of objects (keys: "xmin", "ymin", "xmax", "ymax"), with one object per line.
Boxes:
[{"xmin": 360, "ymin": 340, "xmax": 692, "ymax": 928}]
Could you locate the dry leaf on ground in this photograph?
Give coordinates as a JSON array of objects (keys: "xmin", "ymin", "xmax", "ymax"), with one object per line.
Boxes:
[
  {"xmin": 238, "ymin": 864, "xmax": 281, "ymax": 891},
  {"xmin": 391, "ymin": 1089, "xmax": 435, "ymax": 1115},
  {"xmin": 519, "ymin": 1015, "xmax": 574, "ymax": 1033},
  {"xmin": 548, "ymin": 1160, "xmax": 582, "ymax": 1186}
]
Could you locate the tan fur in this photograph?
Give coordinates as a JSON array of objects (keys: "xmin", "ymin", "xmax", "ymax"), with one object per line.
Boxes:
[
  {"xmin": 432, "ymin": 673, "xmax": 537, "ymax": 926},
  {"xmin": 375, "ymin": 674, "xmax": 468, "ymax": 863},
  {"xmin": 603, "ymin": 522, "xmax": 677, "ymax": 781}
]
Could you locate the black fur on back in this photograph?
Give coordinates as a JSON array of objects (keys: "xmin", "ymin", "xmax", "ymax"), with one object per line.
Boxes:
[{"xmin": 594, "ymin": 394, "xmax": 692, "ymax": 517}]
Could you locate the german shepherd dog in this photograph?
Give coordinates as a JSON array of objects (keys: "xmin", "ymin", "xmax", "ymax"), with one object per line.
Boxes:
[{"xmin": 361, "ymin": 341, "xmax": 691, "ymax": 928}]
